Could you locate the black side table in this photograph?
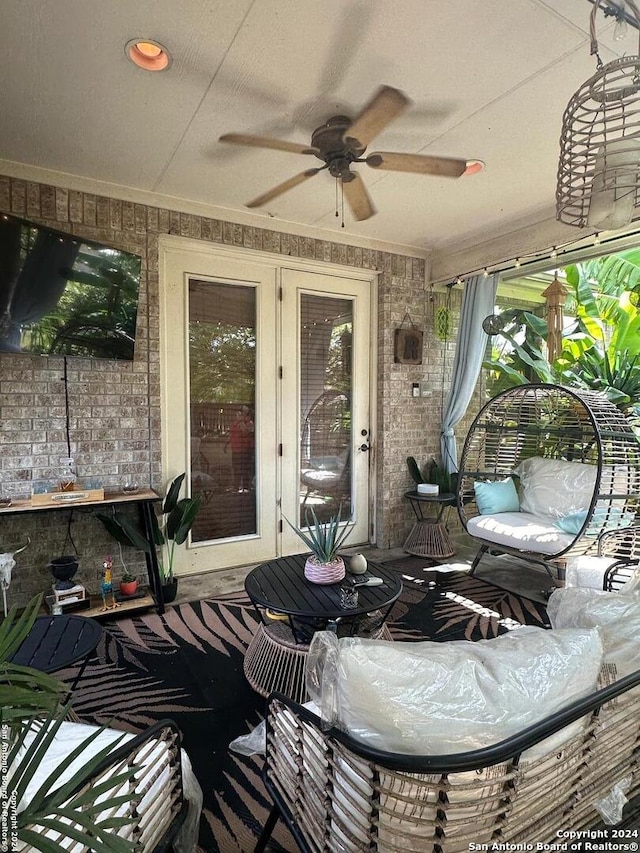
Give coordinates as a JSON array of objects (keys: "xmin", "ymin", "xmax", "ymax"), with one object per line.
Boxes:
[
  {"xmin": 403, "ymin": 490, "xmax": 456, "ymax": 559},
  {"xmin": 10, "ymin": 614, "xmax": 102, "ymax": 692}
]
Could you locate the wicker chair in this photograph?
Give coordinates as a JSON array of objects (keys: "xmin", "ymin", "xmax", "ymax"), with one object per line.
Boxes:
[
  {"xmin": 254, "ymin": 672, "xmax": 640, "ymax": 852},
  {"xmin": 457, "ymin": 384, "xmax": 640, "ymax": 581},
  {"xmin": 300, "ymin": 390, "xmax": 351, "ymax": 510},
  {"xmin": 600, "ymin": 525, "xmax": 640, "ymax": 590}
]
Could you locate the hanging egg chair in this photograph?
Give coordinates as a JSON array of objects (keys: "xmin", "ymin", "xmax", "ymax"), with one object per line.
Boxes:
[
  {"xmin": 556, "ymin": 0, "xmax": 640, "ymax": 230},
  {"xmin": 457, "ymin": 384, "xmax": 640, "ymax": 581}
]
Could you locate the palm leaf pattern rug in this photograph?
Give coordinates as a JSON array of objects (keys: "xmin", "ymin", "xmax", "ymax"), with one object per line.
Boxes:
[{"xmin": 60, "ymin": 572, "xmax": 548, "ymax": 853}]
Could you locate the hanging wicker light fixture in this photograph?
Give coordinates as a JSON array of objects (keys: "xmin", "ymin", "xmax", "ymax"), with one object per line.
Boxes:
[{"xmin": 557, "ymin": 0, "xmax": 640, "ymax": 229}]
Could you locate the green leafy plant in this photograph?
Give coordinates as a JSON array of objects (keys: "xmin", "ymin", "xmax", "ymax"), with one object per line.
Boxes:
[
  {"xmin": 97, "ymin": 473, "xmax": 202, "ymax": 581},
  {"xmin": 285, "ymin": 505, "xmax": 354, "ymax": 563},
  {"xmin": 1, "ymin": 595, "xmax": 139, "ymax": 852},
  {"xmin": 120, "ymin": 570, "xmax": 136, "ymax": 584},
  {"xmin": 483, "ymin": 254, "xmax": 640, "ymax": 427},
  {"xmin": 406, "ymin": 456, "xmax": 457, "ymax": 494}
]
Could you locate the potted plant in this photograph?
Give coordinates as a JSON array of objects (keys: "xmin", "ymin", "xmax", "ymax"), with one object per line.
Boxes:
[
  {"xmin": 97, "ymin": 473, "xmax": 202, "ymax": 605},
  {"xmin": 119, "ymin": 570, "xmax": 138, "ymax": 597},
  {"xmin": 407, "ymin": 456, "xmax": 458, "ymax": 496},
  {"xmin": 286, "ymin": 505, "xmax": 355, "ymax": 584}
]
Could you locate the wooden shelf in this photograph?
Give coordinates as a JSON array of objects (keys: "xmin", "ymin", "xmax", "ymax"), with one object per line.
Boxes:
[
  {"xmin": 81, "ymin": 590, "xmax": 156, "ymax": 619},
  {"xmin": 0, "ymin": 488, "xmax": 160, "ymax": 515}
]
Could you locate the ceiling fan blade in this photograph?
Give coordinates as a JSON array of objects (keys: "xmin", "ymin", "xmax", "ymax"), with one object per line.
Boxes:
[
  {"xmin": 366, "ymin": 151, "xmax": 467, "ymax": 178},
  {"xmin": 342, "ymin": 173, "xmax": 376, "ymax": 221},
  {"xmin": 219, "ymin": 133, "xmax": 319, "ymax": 157},
  {"xmin": 343, "ymin": 85, "xmax": 410, "ymax": 148},
  {"xmin": 246, "ymin": 169, "xmax": 321, "ymax": 208}
]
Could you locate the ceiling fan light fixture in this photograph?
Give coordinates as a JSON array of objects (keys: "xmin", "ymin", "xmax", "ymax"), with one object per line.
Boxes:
[
  {"xmin": 463, "ymin": 160, "xmax": 485, "ymax": 176},
  {"xmin": 220, "ymin": 84, "xmax": 477, "ymax": 222},
  {"xmin": 125, "ymin": 39, "xmax": 171, "ymax": 72}
]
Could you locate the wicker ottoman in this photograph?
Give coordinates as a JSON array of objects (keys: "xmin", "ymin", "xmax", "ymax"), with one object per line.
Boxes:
[{"xmin": 244, "ymin": 619, "xmax": 392, "ymax": 704}]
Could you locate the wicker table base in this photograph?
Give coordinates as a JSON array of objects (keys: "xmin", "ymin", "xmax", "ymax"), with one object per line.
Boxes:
[
  {"xmin": 244, "ymin": 619, "xmax": 393, "ymax": 704},
  {"xmin": 404, "ymin": 520, "xmax": 455, "ymax": 559}
]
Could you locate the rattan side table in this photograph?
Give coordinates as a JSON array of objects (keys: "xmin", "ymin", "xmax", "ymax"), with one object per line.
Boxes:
[{"xmin": 403, "ymin": 490, "xmax": 456, "ymax": 559}]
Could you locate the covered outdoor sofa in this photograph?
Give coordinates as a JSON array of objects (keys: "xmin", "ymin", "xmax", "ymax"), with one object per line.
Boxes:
[{"xmin": 252, "ymin": 573, "xmax": 640, "ymax": 851}]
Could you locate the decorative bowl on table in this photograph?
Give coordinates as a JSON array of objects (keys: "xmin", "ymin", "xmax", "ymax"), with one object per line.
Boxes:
[
  {"xmin": 304, "ymin": 555, "xmax": 346, "ymax": 585},
  {"xmin": 417, "ymin": 483, "xmax": 439, "ymax": 496},
  {"xmin": 49, "ymin": 555, "xmax": 79, "ymax": 590}
]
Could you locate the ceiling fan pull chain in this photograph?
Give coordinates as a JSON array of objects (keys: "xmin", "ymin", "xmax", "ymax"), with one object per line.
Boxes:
[
  {"xmin": 335, "ymin": 176, "xmax": 339, "ymax": 218},
  {"xmin": 341, "ymin": 179, "xmax": 345, "ymax": 228}
]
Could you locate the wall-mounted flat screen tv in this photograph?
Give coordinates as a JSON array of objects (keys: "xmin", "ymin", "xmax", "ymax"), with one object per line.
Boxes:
[{"xmin": 0, "ymin": 213, "xmax": 142, "ymax": 360}]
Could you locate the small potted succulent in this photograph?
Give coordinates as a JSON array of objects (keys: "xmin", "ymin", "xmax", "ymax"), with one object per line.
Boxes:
[
  {"xmin": 286, "ymin": 505, "xmax": 355, "ymax": 584},
  {"xmin": 119, "ymin": 570, "xmax": 138, "ymax": 597}
]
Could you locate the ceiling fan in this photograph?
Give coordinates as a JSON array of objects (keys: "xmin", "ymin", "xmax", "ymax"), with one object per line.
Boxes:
[{"xmin": 219, "ymin": 85, "xmax": 483, "ymax": 222}]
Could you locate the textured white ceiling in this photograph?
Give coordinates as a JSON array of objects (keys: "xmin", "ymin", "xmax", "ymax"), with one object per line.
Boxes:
[{"xmin": 0, "ymin": 0, "xmax": 627, "ymax": 256}]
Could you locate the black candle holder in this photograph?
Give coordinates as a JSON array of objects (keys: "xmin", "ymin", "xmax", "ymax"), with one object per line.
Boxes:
[{"xmin": 49, "ymin": 555, "xmax": 79, "ymax": 590}]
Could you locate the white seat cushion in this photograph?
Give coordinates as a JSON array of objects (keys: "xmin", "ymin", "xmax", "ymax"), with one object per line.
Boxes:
[
  {"xmin": 308, "ymin": 626, "xmax": 603, "ymax": 755},
  {"xmin": 467, "ymin": 511, "xmax": 574, "ymax": 555}
]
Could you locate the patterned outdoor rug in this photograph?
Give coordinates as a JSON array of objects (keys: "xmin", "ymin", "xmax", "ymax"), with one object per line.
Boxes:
[{"xmin": 59, "ymin": 572, "xmax": 549, "ymax": 853}]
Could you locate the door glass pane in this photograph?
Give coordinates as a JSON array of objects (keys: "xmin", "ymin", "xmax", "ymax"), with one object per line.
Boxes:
[
  {"xmin": 188, "ymin": 279, "xmax": 256, "ymax": 542},
  {"xmin": 299, "ymin": 294, "xmax": 353, "ymax": 526}
]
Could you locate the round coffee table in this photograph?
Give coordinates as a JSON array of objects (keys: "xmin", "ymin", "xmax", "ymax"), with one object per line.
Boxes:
[{"xmin": 244, "ymin": 554, "xmax": 402, "ymax": 702}]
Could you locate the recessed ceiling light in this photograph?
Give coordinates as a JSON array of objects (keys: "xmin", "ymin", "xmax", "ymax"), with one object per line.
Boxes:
[
  {"xmin": 464, "ymin": 160, "xmax": 485, "ymax": 176},
  {"xmin": 125, "ymin": 39, "xmax": 171, "ymax": 71}
]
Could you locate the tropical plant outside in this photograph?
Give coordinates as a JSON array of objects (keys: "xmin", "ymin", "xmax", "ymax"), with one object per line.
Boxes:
[
  {"xmin": 484, "ymin": 250, "xmax": 640, "ymax": 429},
  {"xmin": 189, "ymin": 322, "xmax": 255, "ymax": 404}
]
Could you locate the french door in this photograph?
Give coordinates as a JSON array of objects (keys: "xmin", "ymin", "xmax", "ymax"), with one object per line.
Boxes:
[{"xmin": 160, "ymin": 239, "xmax": 373, "ymax": 576}]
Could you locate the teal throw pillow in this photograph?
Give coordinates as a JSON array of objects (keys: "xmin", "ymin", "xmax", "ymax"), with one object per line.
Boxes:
[
  {"xmin": 473, "ymin": 478, "xmax": 520, "ymax": 515},
  {"xmin": 555, "ymin": 507, "xmax": 636, "ymax": 536},
  {"xmin": 554, "ymin": 510, "xmax": 587, "ymax": 535}
]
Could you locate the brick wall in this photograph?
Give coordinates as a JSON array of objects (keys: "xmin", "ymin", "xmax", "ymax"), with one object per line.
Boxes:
[{"xmin": 0, "ymin": 173, "xmax": 464, "ymax": 606}]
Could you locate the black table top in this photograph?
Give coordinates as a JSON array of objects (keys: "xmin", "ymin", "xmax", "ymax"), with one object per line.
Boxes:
[
  {"xmin": 10, "ymin": 614, "xmax": 103, "ymax": 673},
  {"xmin": 245, "ymin": 554, "xmax": 402, "ymax": 620},
  {"xmin": 404, "ymin": 490, "xmax": 456, "ymax": 503}
]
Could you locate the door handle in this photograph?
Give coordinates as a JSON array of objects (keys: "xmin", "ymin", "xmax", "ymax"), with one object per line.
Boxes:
[{"xmin": 358, "ymin": 443, "xmax": 370, "ymax": 452}]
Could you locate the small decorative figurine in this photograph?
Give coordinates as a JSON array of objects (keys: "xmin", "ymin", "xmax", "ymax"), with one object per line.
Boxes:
[
  {"xmin": 100, "ymin": 556, "xmax": 120, "ymax": 611},
  {"xmin": 349, "ymin": 553, "xmax": 368, "ymax": 575}
]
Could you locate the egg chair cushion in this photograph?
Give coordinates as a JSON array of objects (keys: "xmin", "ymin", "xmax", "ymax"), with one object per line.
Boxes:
[
  {"xmin": 514, "ymin": 457, "xmax": 597, "ymax": 519},
  {"xmin": 467, "ymin": 511, "xmax": 575, "ymax": 555}
]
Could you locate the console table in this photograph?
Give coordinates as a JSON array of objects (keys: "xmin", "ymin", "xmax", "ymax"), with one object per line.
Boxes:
[{"xmin": 0, "ymin": 489, "xmax": 166, "ymax": 614}]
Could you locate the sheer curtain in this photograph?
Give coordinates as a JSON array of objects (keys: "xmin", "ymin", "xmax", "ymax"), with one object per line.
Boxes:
[{"xmin": 440, "ymin": 273, "xmax": 498, "ymax": 473}]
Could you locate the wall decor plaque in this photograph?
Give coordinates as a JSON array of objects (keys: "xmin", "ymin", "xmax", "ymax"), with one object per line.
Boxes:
[{"xmin": 394, "ymin": 322, "xmax": 423, "ymax": 365}]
